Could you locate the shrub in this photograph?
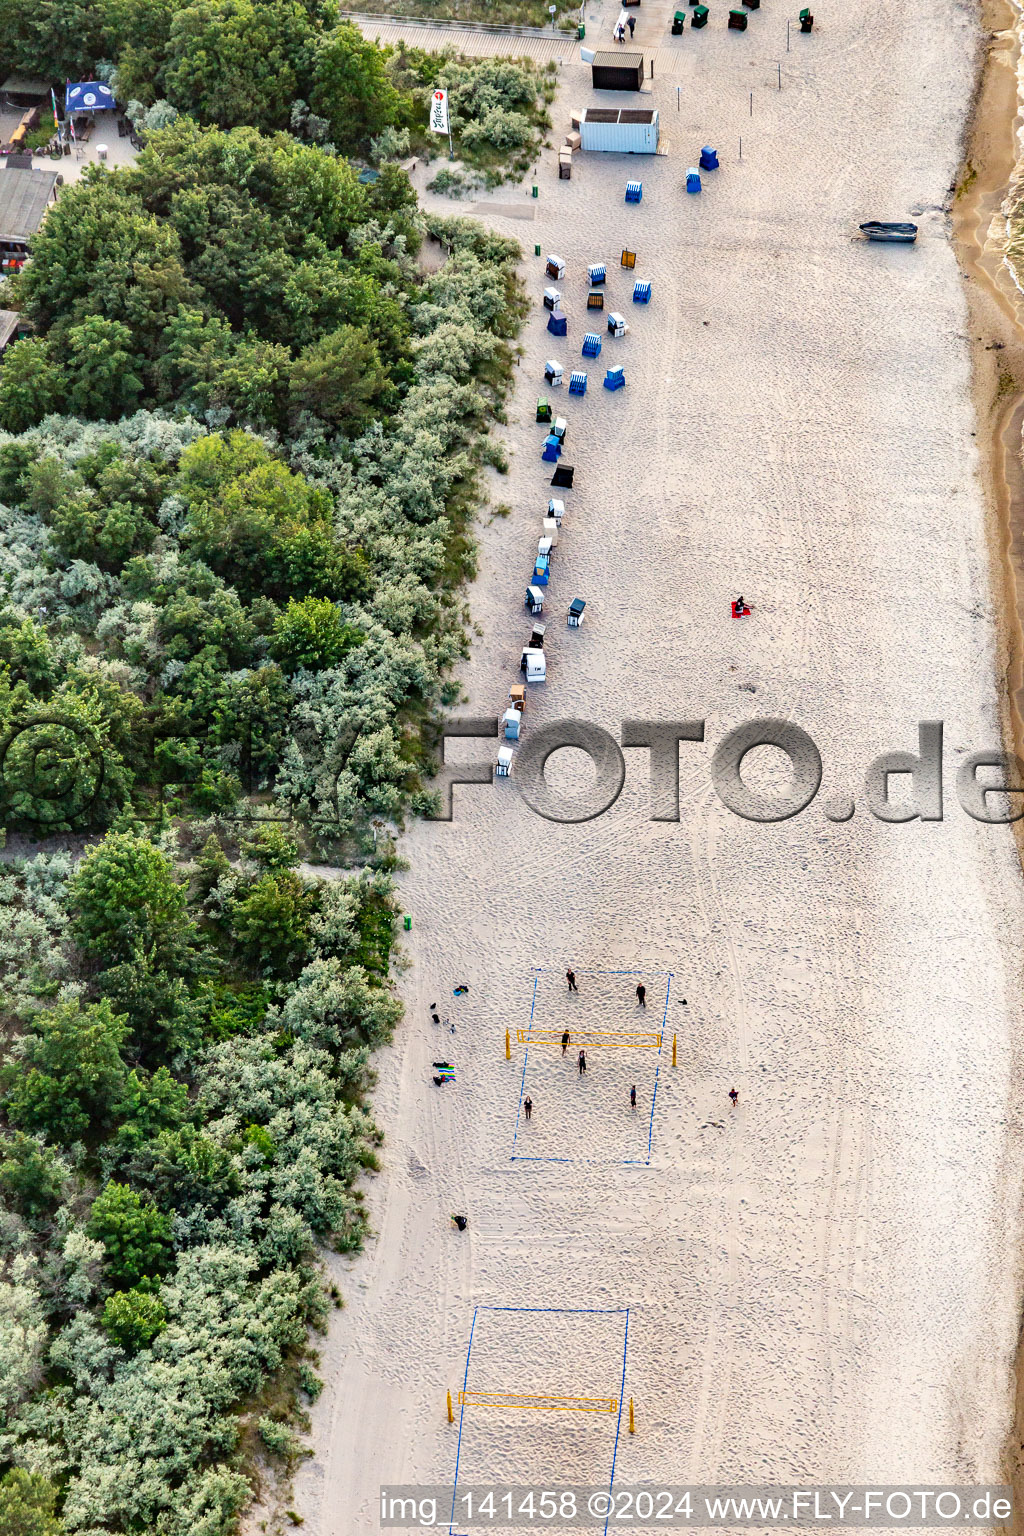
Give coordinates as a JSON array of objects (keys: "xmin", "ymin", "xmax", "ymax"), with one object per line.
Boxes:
[{"xmin": 101, "ymin": 1285, "xmax": 168, "ymax": 1351}]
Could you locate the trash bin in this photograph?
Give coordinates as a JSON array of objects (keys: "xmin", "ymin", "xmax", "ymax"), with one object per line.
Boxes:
[
  {"xmin": 403, "ymin": 915, "xmax": 412, "ymax": 930},
  {"xmin": 672, "ymin": 10, "xmax": 685, "ymax": 31},
  {"xmin": 578, "ymin": 21, "xmax": 585, "ymax": 37},
  {"xmin": 691, "ymin": 4, "xmax": 709, "ymax": 24}
]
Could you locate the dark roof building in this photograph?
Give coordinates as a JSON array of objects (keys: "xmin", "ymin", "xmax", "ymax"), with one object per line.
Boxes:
[{"xmin": 0, "ymin": 166, "xmax": 59, "ymax": 252}]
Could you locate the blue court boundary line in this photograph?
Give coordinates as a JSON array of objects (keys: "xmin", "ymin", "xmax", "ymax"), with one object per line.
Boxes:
[
  {"xmin": 448, "ymin": 1306, "xmax": 630, "ymax": 1536},
  {"xmin": 511, "ymin": 970, "xmax": 674, "ymax": 1166}
]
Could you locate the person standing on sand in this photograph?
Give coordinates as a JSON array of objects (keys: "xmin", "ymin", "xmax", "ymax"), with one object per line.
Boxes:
[
  {"xmin": 578, "ymin": 1049, "xmax": 587, "ymax": 1076},
  {"xmin": 524, "ymin": 1096, "xmax": 533, "ymax": 1120},
  {"xmin": 729, "ymin": 1087, "xmax": 738, "ymax": 1107},
  {"xmin": 561, "ymin": 1030, "xmax": 571, "ymax": 1056},
  {"xmin": 636, "ymin": 983, "xmax": 646, "ymax": 1008},
  {"xmin": 630, "ymin": 1085, "xmax": 637, "ymax": 1112},
  {"xmin": 567, "ymin": 969, "xmax": 578, "ymax": 993}
]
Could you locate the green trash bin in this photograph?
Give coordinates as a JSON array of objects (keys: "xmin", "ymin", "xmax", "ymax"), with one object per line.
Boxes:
[
  {"xmin": 691, "ymin": 4, "xmax": 708, "ymax": 24},
  {"xmin": 532, "ymin": 183, "xmax": 538, "ymax": 198},
  {"xmin": 403, "ymin": 914, "xmax": 412, "ymax": 931},
  {"xmin": 671, "ymin": 9, "xmax": 685, "ymax": 30},
  {"xmin": 577, "ymin": 21, "xmax": 585, "ymax": 37}
]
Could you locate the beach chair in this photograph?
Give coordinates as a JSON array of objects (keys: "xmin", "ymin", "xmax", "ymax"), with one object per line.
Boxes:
[
  {"xmin": 521, "ymin": 648, "xmax": 546, "ymax": 682},
  {"xmin": 745, "ymin": 0, "xmax": 759, "ymax": 9},
  {"xmin": 607, "ymin": 312, "xmax": 628, "ymax": 337},
  {"xmin": 559, "ymin": 154, "xmax": 572, "ymax": 180},
  {"xmin": 543, "ymin": 286, "xmax": 562, "ymax": 310},
  {"xmin": 799, "ymin": 6, "xmax": 813, "ymax": 29},
  {"xmin": 633, "ymin": 280, "xmax": 652, "ymax": 303},
  {"xmin": 587, "ymin": 290, "xmax": 605, "ymax": 310},
  {"xmin": 529, "ymin": 620, "xmax": 546, "ymax": 649},
  {"xmin": 496, "ymin": 744, "xmax": 515, "ymax": 777},
  {"xmin": 603, "ymin": 366, "xmax": 625, "ymax": 391},
  {"xmin": 546, "ymin": 255, "xmax": 566, "ymax": 278},
  {"xmin": 588, "ymin": 262, "xmax": 607, "ymax": 283},
  {"xmin": 686, "ymin": 168, "xmax": 702, "ymax": 193},
  {"xmin": 728, "ymin": 8, "xmax": 747, "ymax": 26},
  {"xmin": 625, "ymin": 180, "xmax": 643, "ymax": 203},
  {"xmin": 502, "ymin": 708, "xmax": 522, "ymax": 740},
  {"xmin": 541, "ymin": 434, "xmax": 562, "ymax": 461},
  {"xmin": 552, "ymin": 416, "xmax": 567, "ymax": 442},
  {"xmin": 569, "ymin": 370, "xmax": 588, "ymax": 395},
  {"xmin": 691, "ymin": 4, "xmax": 708, "ymax": 24},
  {"xmin": 567, "ymin": 598, "xmax": 587, "ymax": 628},
  {"xmin": 547, "ymin": 311, "xmax": 568, "ymax": 336},
  {"xmin": 699, "ymin": 145, "xmax": 719, "ymax": 170},
  {"xmin": 548, "ymin": 497, "xmax": 565, "ymax": 524},
  {"xmin": 509, "ymin": 683, "xmax": 526, "ymax": 711},
  {"xmin": 536, "ymin": 395, "xmax": 552, "ymax": 422},
  {"xmin": 525, "ymin": 585, "xmax": 544, "ymax": 614},
  {"xmin": 551, "ymin": 464, "xmax": 575, "ymax": 487},
  {"xmin": 672, "ymin": 10, "xmax": 685, "ymax": 31},
  {"xmin": 544, "ymin": 360, "xmax": 564, "ymax": 386},
  {"xmin": 582, "ymin": 332, "xmax": 602, "ymax": 358},
  {"xmin": 532, "ymin": 553, "xmax": 550, "ymax": 586},
  {"xmin": 537, "ymin": 537, "xmax": 553, "ymax": 565},
  {"xmin": 543, "ymin": 516, "xmax": 559, "ymax": 546}
]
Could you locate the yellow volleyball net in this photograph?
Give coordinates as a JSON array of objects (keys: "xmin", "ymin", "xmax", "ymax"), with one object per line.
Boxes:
[
  {"xmin": 458, "ymin": 1390, "xmax": 618, "ymax": 1413},
  {"xmin": 516, "ymin": 1028, "xmax": 661, "ymax": 1049}
]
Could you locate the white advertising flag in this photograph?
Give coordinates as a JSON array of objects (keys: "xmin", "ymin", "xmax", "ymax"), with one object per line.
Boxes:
[{"xmin": 429, "ymin": 88, "xmax": 450, "ymax": 135}]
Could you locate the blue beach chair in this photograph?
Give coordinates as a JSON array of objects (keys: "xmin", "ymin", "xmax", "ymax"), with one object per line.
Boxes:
[
  {"xmin": 569, "ymin": 370, "xmax": 588, "ymax": 395},
  {"xmin": 625, "ymin": 180, "xmax": 643, "ymax": 203},
  {"xmin": 632, "ymin": 281, "xmax": 651, "ymax": 304},
  {"xmin": 582, "ymin": 332, "xmax": 602, "ymax": 358},
  {"xmin": 603, "ymin": 367, "xmax": 625, "ymax": 391}
]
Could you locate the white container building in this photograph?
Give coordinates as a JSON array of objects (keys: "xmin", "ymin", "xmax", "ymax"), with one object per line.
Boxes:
[{"xmin": 579, "ymin": 107, "xmax": 659, "ymax": 154}]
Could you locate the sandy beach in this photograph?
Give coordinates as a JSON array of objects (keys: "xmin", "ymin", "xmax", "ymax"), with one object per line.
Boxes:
[{"xmin": 293, "ymin": 0, "xmax": 1024, "ymax": 1528}]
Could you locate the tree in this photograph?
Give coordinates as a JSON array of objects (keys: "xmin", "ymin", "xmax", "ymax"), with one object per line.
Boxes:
[
  {"xmin": 3, "ymin": 1000, "xmax": 128, "ymax": 1143},
  {"xmin": 101, "ymin": 1285, "xmax": 168, "ymax": 1351},
  {"xmin": 0, "ymin": 1469, "xmax": 63, "ymax": 1536},
  {"xmin": 64, "ymin": 316, "xmax": 144, "ymax": 420},
  {"xmin": 270, "ymin": 597, "xmax": 363, "ymax": 673},
  {"xmin": 289, "ymin": 325, "xmax": 389, "ymax": 432},
  {"xmin": 86, "ymin": 1180, "xmax": 173, "ymax": 1286},
  {"xmin": 70, "ymin": 832, "xmax": 194, "ymax": 968},
  {"xmin": 0, "ymin": 1133, "xmax": 65, "ymax": 1220},
  {"xmin": 0, "ymin": 337, "xmax": 66, "ymax": 432},
  {"xmin": 310, "ymin": 23, "xmax": 403, "ymax": 152},
  {"xmin": 229, "ymin": 871, "xmax": 314, "ymax": 977},
  {"xmin": 114, "ymin": 1066, "xmax": 192, "ymax": 1152},
  {"xmin": 162, "ymin": 0, "xmax": 313, "ymax": 130}
]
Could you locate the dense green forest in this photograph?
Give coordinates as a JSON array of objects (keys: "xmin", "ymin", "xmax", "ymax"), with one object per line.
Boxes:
[{"xmin": 0, "ymin": 3, "xmax": 530, "ymax": 1530}]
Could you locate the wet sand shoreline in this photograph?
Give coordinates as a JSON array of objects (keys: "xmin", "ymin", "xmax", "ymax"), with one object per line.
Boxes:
[{"xmin": 952, "ymin": 2, "xmax": 1024, "ymax": 1527}]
